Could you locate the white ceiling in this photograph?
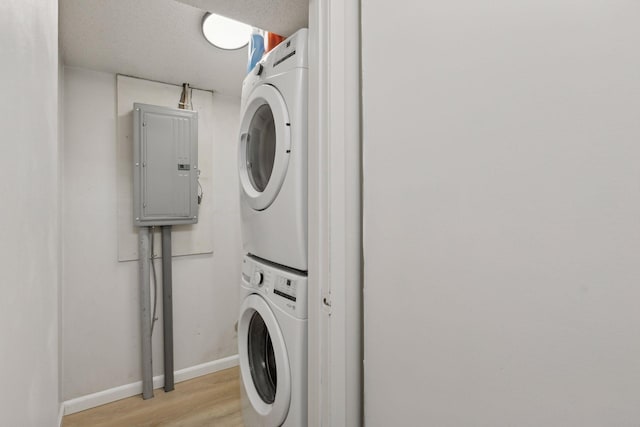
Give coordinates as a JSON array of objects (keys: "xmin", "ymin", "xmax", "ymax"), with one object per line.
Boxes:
[
  {"xmin": 173, "ymin": 0, "xmax": 308, "ymax": 36},
  {"xmin": 60, "ymin": 0, "xmax": 308, "ymax": 96}
]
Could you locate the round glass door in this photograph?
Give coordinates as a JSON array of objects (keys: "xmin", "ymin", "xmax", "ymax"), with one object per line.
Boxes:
[
  {"xmin": 238, "ymin": 295, "xmax": 291, "ymax": 425},
  {"xmin": 247, "ymin": 311, "xmax": 277, "ymax": 403},
  {"xmin": 239, "ymin": 84, "xmax": 291, "ymax": 211},
  {"xmin": 246, "ymin": 105, "xmax": 276, "ymax": 193}
]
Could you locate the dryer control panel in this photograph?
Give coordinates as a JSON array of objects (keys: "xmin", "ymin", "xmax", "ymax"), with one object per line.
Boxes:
[
  {"xmin": 241, "ymin": 255, "xmax": 308, "ymax": 319},
  {"xmin": 240, "ymin": 28, "xmax": 308, "ymax": 112}
]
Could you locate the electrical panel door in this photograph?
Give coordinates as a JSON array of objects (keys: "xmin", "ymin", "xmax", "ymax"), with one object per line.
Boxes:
[{"xmin": 133, "ymin": 103, "xmax": 198, "ymax": 226}]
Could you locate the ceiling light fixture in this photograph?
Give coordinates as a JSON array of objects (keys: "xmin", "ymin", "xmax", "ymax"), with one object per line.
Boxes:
[{"xmin": 201, "ymin": 12, "xmax": 252, "ymax": 50}]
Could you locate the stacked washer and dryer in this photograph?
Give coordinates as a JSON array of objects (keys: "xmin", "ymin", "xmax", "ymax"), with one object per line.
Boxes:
[{"xmin": 237, "ymin": 29, "xmax": 309, "ymax": 427}]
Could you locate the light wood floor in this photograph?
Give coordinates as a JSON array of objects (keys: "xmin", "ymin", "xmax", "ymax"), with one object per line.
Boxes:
[{"xmin": 63, "ymin": 366, "xmax": 244, "ymax": 427}]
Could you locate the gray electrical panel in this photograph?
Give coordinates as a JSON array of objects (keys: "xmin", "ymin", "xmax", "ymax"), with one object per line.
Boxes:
[{"xmin": 133, "ymin": 103, "xmax": 199, "ymax": 226}]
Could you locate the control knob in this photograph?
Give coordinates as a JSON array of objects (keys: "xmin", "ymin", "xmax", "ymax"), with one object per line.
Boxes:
[{"xmin": 252, "ymin": 271, "xmax": 264, "ymax": 287}]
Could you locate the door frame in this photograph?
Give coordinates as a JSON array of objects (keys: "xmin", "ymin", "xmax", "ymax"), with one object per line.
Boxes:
[{"xmin": 307, "ymin": 0, "xmax": 362, "ymax": 425}]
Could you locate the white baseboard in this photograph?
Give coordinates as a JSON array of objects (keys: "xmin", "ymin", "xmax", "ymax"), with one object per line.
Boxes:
[
  {"xmin": 58, "ymin": 402, "xmax": 64, "ymax": 427},
  {"xmin": 62, "ymin": 354, "xmax": 239, "ymax": 416}
]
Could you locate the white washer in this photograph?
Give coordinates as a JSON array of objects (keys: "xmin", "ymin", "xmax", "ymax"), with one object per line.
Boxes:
[
  {"xmin": 238, "ymin": 28, "xmax": 308, "ymax": 271},
  {"xmin": 238, "ymin": 255, "xmax": 308, "ymax": 427}
]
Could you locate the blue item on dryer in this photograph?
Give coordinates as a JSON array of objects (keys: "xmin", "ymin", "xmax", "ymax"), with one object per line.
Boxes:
[{"xmin": 247, "ymin": 29, "xmax": 265, "ymax": 74}]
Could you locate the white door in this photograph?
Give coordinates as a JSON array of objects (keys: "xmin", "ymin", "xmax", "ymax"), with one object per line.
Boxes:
[
  {"xmin": 239, "ymin": 84, "xmax": 291, "ymax": 211},
  {"xmin": 238, "ymin": 294, "xmax": 291, "ymax": 425}
]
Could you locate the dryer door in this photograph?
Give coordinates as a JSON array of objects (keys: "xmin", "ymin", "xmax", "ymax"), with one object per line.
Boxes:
[
  {"xmin": 238, "ymin": 84, "xmax": 291, "ymax": 211},
  {"xmin": 238, "ymin": 294, "xmax": 291, "ymax": 425}
]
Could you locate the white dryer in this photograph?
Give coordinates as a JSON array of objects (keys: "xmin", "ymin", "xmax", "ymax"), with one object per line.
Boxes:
[
  {"xmin": 238, "ymin": 255, "xmax": 308, "ymax": 427},
  {"xmin": 238, "ymin": 28, "xmax": 308, "ymax": 271}
]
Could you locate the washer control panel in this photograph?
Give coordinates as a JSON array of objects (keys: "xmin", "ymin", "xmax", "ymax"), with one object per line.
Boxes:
[
  {"xmin": 273, "ymin": 277, "xmax": 297, "ymax": 302},
  {"xmin": 241, "ymin": 256, "xmax": 308, "ymax": 319}
]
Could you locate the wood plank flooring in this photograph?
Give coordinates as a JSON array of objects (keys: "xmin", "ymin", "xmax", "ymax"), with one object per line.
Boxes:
[{"xmin": 63, "ymin": 366, "xmax": 244, "ymax": 427}]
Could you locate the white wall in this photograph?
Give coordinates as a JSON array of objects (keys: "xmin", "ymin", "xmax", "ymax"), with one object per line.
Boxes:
[
  {"xmin": 0, "ymin": 1, "xmax": 61, "ymax": 425},
  {"xmin": 362, "ymin": 1, "xmax": 640, "ymax": 425},
  {"xmin": 62, "ymin": 67, "xmax": 242, "ymax": 400}
]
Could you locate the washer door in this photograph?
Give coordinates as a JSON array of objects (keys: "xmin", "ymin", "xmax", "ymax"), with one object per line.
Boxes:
[
  {"xmin": 238, "ymin": 294, "xmax": 291, "ymax": 425},
  {"xmin": 238, "ymin": 84, "xmax": 291, "ymax": 211}
]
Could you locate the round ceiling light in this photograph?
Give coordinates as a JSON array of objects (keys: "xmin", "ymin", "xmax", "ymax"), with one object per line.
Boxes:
[{"xmin": 202, "ymin": 12, "xmax": 252, "ymax": 50}]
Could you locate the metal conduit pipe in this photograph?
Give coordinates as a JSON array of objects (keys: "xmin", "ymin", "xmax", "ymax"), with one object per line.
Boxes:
[
  {"xmin": 138, "ymin": 226, "xmax": 154, "ymax": 399},
  {"xmin": 162, "ymin": 225, "xmax": 174, "ymax": 392}
]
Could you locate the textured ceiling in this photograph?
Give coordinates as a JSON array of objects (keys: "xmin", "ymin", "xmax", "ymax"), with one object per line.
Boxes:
[
  {"xmin": 60, "ymin": 0, "xmax": 306, "ymax": 96},
  {"xmin": 173, "ymin": 0, "xmax": 308, "ymax": 36}
]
